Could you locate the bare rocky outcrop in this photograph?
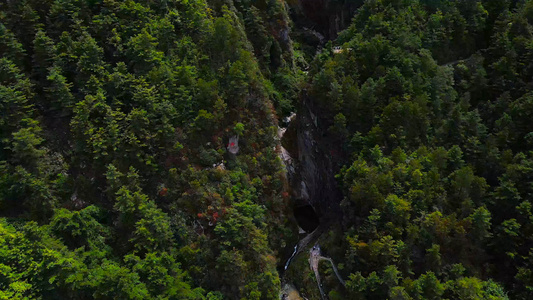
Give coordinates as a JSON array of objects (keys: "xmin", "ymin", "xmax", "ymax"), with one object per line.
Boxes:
[{"xmin": 292, "ymin": 93, "xmax": 343, "ymax": 219}]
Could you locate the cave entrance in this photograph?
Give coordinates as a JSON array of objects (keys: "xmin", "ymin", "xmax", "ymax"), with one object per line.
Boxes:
[{"xmin": 294, "ymin": 204, "xmax": 320, "ymax": 232}]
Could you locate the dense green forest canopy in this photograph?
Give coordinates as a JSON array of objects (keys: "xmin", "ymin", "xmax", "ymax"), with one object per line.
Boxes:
[
  {"xmin": 307, "ymin": 0, "xmax": 533, "ymax": 299},
  {"xmin": 0, "ymin": 0, "xmax": 299, "ymax": 299},
  {"xmin": 3, "ymin": 0, "xmax": 533, "ymax": 299}
]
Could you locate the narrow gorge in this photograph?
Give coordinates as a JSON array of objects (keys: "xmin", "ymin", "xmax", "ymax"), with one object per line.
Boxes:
[{"xmin": 277, "ymin": 91, "xmax": 346, "ymax": 299}]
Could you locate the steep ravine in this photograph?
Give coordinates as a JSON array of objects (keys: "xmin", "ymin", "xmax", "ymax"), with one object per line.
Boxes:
[
  {"xmin": 278, "ymin": 91, "xmax": 345, "ymax": 299},
  {"xmin": 293, "ymin": 93, "xmax": 344, "ymax": 218},
  {"xmin": 276, "ymin": 2, "xmax": 354, "ymax": 295}
]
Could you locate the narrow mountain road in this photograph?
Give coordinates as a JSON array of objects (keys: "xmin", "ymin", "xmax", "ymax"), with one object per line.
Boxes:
[
  {"xmin": 309, "ymin": 244, "xmax": 345, "ymax": 300},
  {"xmin": 309, "ymin": 245, "xmax": 327, "ymax": 299}
]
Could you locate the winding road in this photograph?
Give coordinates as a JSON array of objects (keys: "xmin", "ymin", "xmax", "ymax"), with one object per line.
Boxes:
[{"xmin": 309, "ymin": 244, "xmax": 345, "ymax": 300}]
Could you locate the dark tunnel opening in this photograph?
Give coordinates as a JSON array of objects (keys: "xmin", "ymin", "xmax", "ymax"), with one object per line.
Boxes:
[{"xmin": 293, "ymin": 204, "xmax": 320, "ymax": 233}]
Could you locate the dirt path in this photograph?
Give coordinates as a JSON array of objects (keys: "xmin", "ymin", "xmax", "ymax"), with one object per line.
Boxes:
[
  {"xmin": 309, "ymin": 245, "xmax": 327, "ymax": 299},
  {"xmin": 318, "ymin": 256, "xmax": 345, "ymax": 287},
  {"xmin": 309, "ymin": 244, "xmax": 345, "ymax": 299}
]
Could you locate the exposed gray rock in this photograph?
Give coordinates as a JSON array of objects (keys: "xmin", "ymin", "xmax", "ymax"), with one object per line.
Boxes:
[{"xmin": 227, "ymin": 136, "xmax": 239, "ymax": 155}]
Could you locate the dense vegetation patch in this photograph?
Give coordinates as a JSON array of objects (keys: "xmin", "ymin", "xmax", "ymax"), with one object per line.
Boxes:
[
  {"xmin": 0, "ymin": 0, "xmax": 301, "ymax": 299},
  {"xmin": 308, "ymin": 0, "xmax": 533, "ymax": 299}
]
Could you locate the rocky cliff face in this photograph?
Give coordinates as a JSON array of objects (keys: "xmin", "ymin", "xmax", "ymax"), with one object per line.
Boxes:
[
  {"xmin": 296, "ymin": 93, "xmax": 343, "ymax": 218},
  {"xmin": 278, "ymin": 91, "xmax": 345, "ymax": 299},
  {"xmin": 281, "ymin": 91, "xmax": 343, "ymax": 225},
  {"xmin": 290, "ymin": 0, "xmax": 364, "ymax": 40}
]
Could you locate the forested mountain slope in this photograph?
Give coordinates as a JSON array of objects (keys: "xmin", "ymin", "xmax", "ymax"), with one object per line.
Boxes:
[
  {"xmin": 0, "ymin": 0, "xmax": 301, "ymax": 299},
  {"xmin": 4, "ymin": 0, "xmax": 533, "ymax": 299}
]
